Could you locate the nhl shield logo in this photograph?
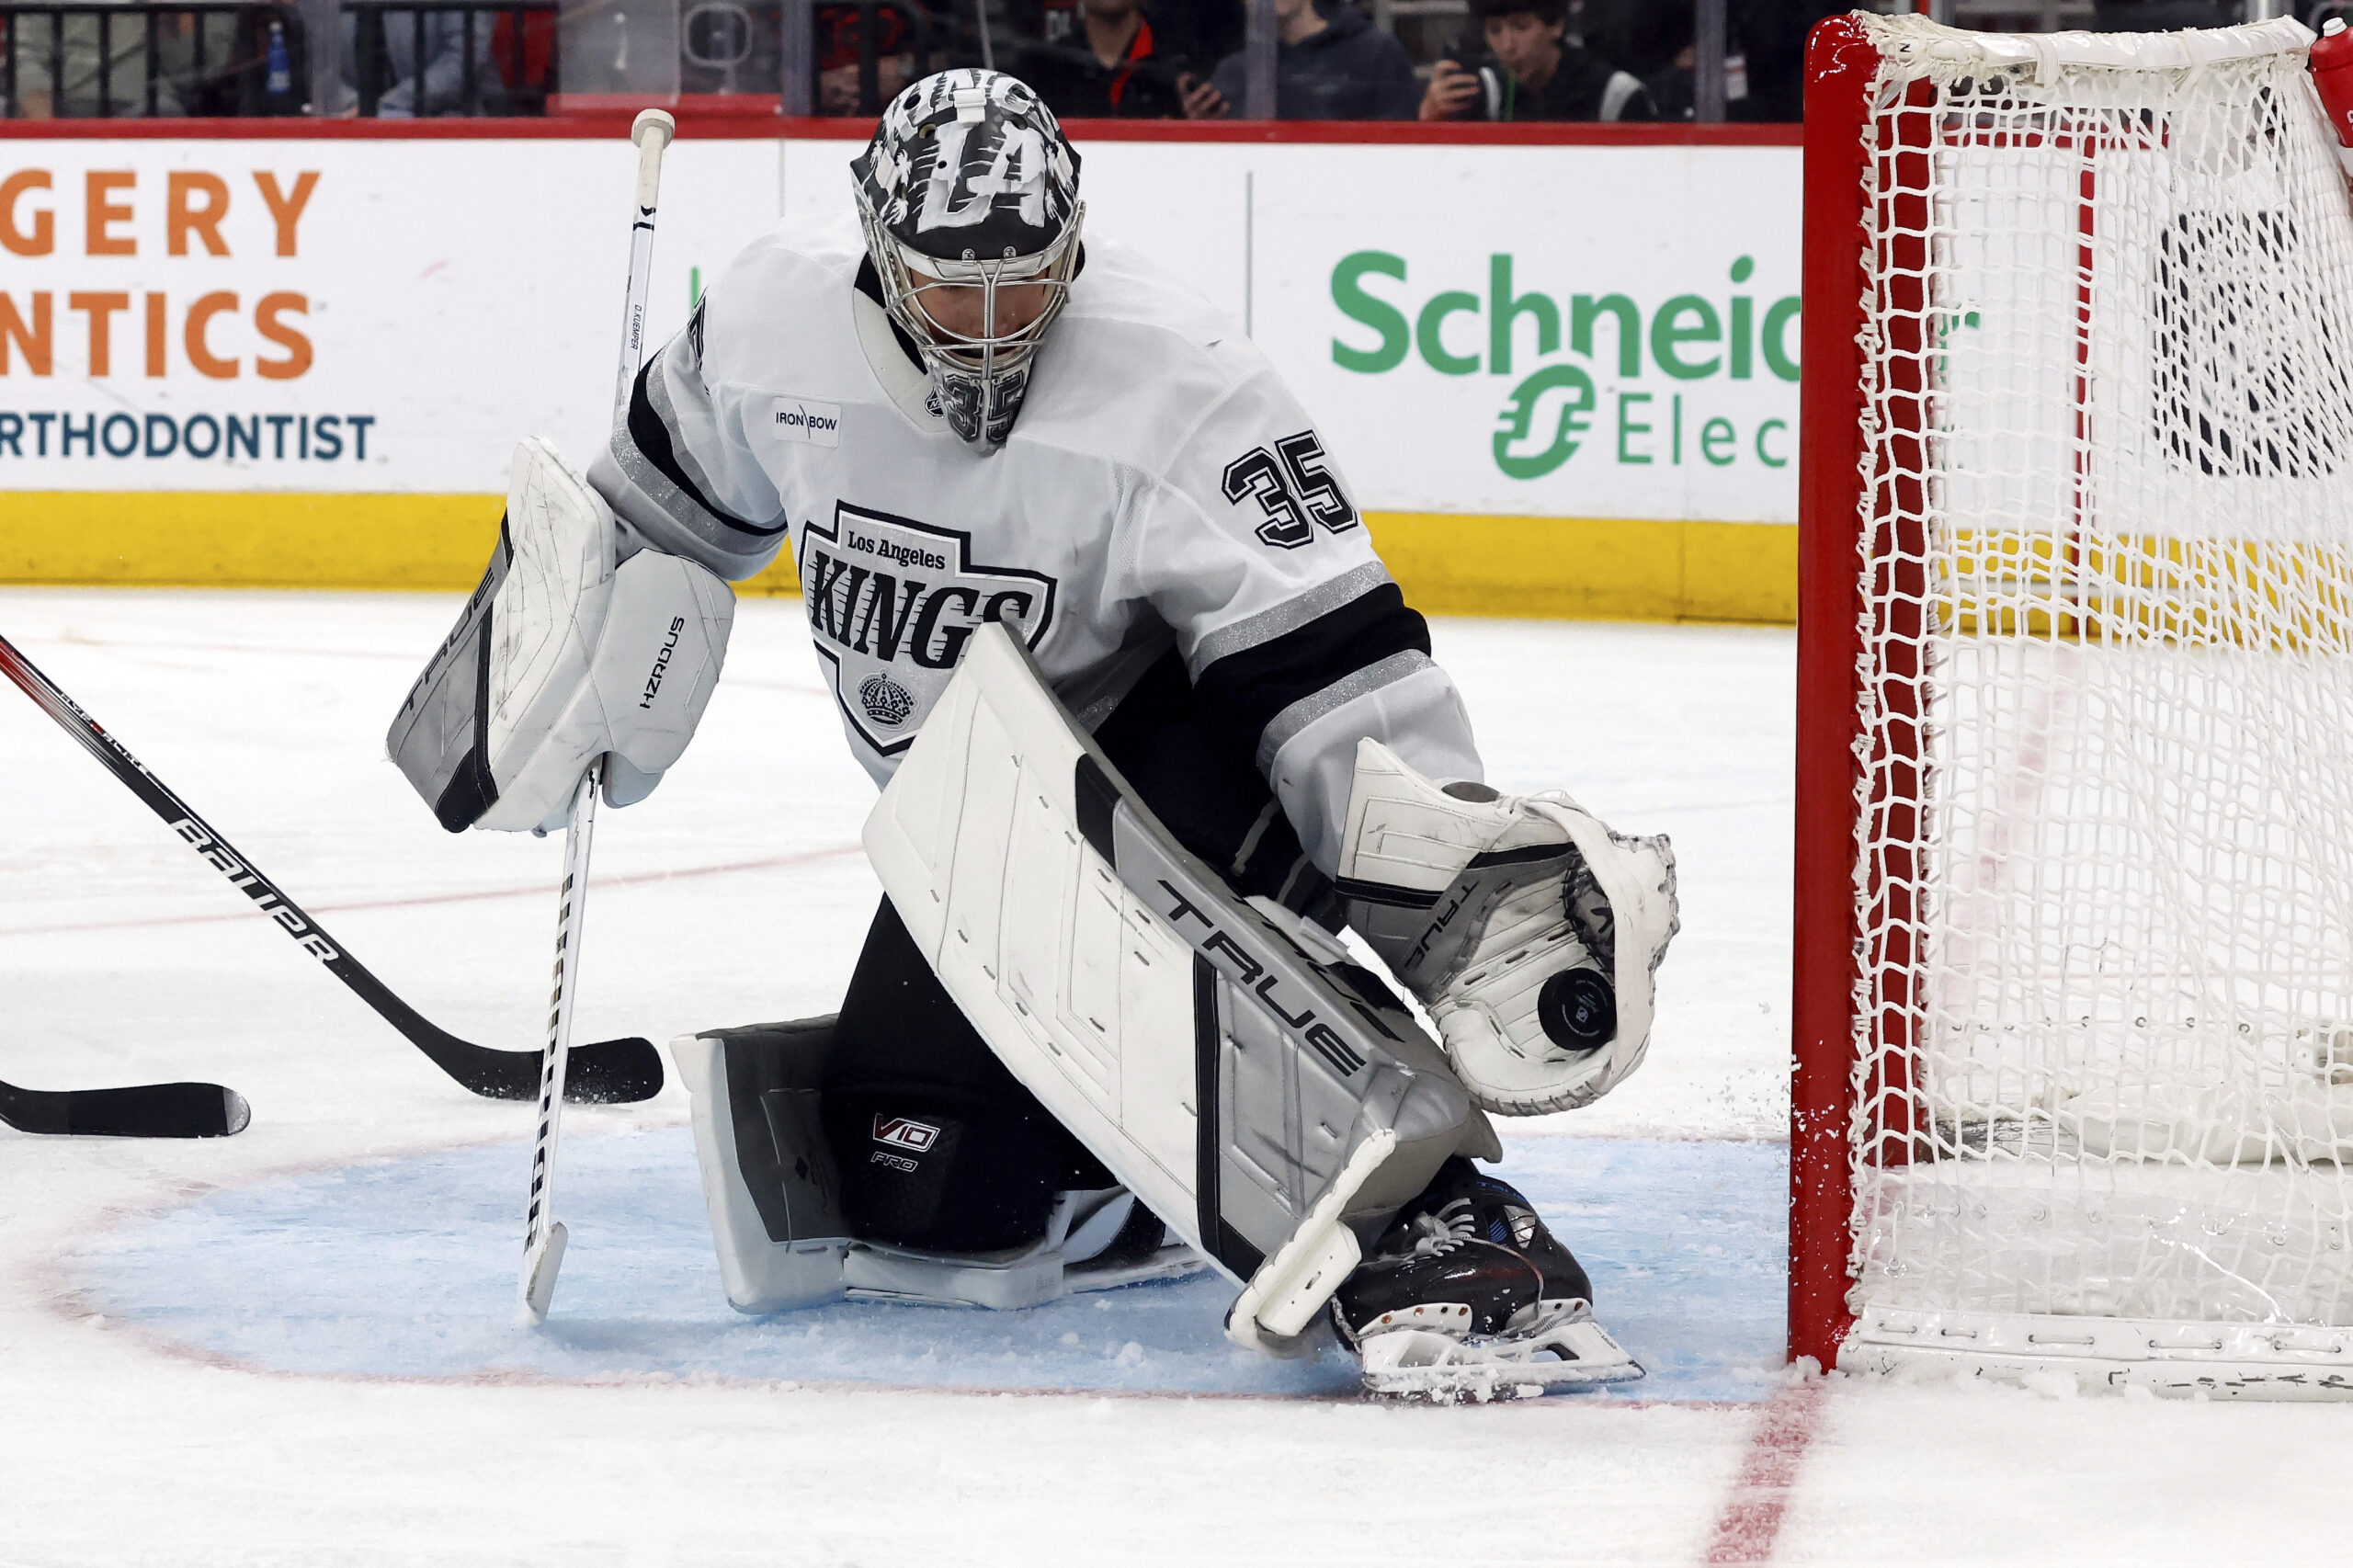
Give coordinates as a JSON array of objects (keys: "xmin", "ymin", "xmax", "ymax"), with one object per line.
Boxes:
[{"xmin": 797, "ymin": 502, "xmax": 1057, "ymax": 757}]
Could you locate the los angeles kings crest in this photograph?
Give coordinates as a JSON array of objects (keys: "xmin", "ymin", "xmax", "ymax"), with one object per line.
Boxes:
[{"xmin": 797, "ymin": 503, "xmax": 1057, "ymax": 756}]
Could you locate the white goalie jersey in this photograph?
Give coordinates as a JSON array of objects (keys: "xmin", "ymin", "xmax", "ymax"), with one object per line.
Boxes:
[{"xmin": 589, "ymin": 210, "xmax": 1481, "ymax": 869}]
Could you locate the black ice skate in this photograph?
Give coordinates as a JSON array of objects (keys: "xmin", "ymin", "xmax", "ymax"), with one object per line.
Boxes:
[{"xmin": 1334, "ymin": 1159, "xmax": 1643, "ymax": 1402}]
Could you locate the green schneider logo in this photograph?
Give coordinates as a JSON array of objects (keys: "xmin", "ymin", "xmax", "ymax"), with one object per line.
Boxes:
[{"xmin": 1330, "ymin": 252, "xmax": 1801, "ymax": 480}]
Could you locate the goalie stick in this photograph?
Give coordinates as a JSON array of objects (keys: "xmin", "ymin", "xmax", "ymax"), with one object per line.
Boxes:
[
  {"xmin": 521, "ymin": 108, "xmax": 677, "ymax": 1323},
  {"xmin": 0, "ymin": 1075, "xmax": 250, "ymax": 1139},
  {"xmin": 0, "ymin": 630, "xmax": 663, "ymax": 1105}
]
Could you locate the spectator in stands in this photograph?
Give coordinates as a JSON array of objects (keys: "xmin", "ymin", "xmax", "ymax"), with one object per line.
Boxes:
[
  {"xmin": 814, "ymin": 2, "xmax": 917, "ymax": 113},
  {"xmin": 1, "ymin": 0, "xmax": 313, "ymax": 118},
  {"xmin": 9, "ymin": 3, "xmax": 188, "ymax": 118},
  {"xmin": 1717, "ymin": 0, "xmax": 1837, "ymax": 123},
  {"xmin": 1018, "ymin": 0, "xmax": 1221, "ymax": 118},
  {"xmin": 1149, "ymin": 0, "xmax": 1241, "ymax": 71},
  {"xmin": 1198, "ymin": 0, "xmax": 1417, "ymax": 120},
  {"xmin": 341, "ymin": 6, "xmax": 505, "ymax": 115},
  {"xmin": 1418, "ymin": 0, "xmax": 1653, "ymax": 122},
  {"xmin": 1603, "ymin": 0, "xmax": 1698, "ymax": 120}
]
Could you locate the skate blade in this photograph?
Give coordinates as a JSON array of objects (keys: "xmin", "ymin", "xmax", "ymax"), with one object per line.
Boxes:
[{"xmin": 1358, "ymin": 1316, "xmax": 1644, "ymax": 1403}]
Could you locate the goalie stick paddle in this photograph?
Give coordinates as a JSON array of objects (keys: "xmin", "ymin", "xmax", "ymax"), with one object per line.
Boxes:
[
  {"xmin": 0, "ymin": 1075, "xmax": 251, "ymax": 1138},
  {"xmin": 0, "ymin": 631, "xmax": 662, "ymax": 1105}
]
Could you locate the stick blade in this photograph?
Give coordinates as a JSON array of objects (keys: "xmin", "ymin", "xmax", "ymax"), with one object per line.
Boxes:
[
  {"xmin": 438, "ymin": 1035, "xmax": 661, "ymax": 1104},
  {"xmin": 0, "ymin": 1079, "xmax": 251, "ymax": 1139},
  {"xmin": 519, "ymin": 1221, "xmax": 569, "ymax": 1324},
  {"xmin": 561, "ymin": 1037, "xmax": 663, "ymax": 1104}
]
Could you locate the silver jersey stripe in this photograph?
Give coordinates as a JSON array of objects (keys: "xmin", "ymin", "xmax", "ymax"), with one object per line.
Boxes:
[
  {"xmin": 643, "ymin": 352, "xmax": 788, "ymax": 543},
  {"xmin": 607, "ymin": 363, "xmax": 787, "ymax": 576},
  {"xmin": 608, "ymin": 434, "xmax": 781, "ymax": 575},
  {"xmin": 1254, "ymin": 648, "xmax": 1434, "ymax": 777},
  {"xmin": 1186, "ymin": 560, "xmax": 1394, "ymax": 677}
]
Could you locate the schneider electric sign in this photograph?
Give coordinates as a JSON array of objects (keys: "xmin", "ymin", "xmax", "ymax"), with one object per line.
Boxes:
[
  {"xmin": 4, "ymin": 134, "xmax": 1802, "ymax": 525},
  {"xmin": 1331, "ymin": 250, "xmax": 1797, "ymax": 477},
  {"xmin": 1224, "ymin": 142, "xmax": 1804, "ymax": 526}
]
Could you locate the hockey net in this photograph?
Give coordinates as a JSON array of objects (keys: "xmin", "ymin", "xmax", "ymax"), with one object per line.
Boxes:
[{"xmin": 1792, "ymin": 13, "xmax": 2353, "ymax": 1394}]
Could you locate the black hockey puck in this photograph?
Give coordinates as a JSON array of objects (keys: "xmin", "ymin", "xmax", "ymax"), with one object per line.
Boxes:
[{"xmin": 1537, "ymin": 967, "xmax": 1616, "ymax": 1052}]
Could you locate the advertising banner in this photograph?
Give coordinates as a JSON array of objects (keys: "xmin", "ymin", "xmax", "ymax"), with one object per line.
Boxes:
[
  {"xmin": 2, "ymin": 130, "xmax": 1800, "ymax": 614},
  {"xmin": 999, "ymin": 141, "xmax": 1804, "ymax": 525},
  {"xmin": 0, "ymin": 138, "xmax": 778, "ymax": 492}
]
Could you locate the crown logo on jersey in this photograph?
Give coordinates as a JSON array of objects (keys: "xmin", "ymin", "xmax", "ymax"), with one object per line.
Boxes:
[{"xmin": 858, "ymin": 673, "xmax": 916, "ymax": 727}]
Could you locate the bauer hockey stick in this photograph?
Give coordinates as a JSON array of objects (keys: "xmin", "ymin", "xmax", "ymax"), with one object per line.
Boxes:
[
  {"xmin": 0, "ymin": 631, "xmax": 663, "ymax": 1105},
  {"xmin": 0, "ymin": 1076, "xmax": 250, "ymax": 1139},
  {"xmin": 520, "ymin": 107, "xmax": 676, "ymax": 1322}
]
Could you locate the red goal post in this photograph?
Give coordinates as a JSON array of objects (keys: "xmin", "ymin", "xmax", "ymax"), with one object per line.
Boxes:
[
  {"xmin": 1790, "ymin": 9, "xmax": 1881, "ymax": 1380},
  {"xmin": 1791, "ymin": 11, "xmax": 2353, "ymax": 1394}
]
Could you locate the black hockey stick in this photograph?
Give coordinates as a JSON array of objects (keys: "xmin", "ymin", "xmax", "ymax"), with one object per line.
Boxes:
[
  {"xmin": 0, "ymin": 1075, "xmax": 251, "ymax": 1138},
  {"xmin": 0, "ymin": 631, "xmax": 662, "ymax": 1104}
]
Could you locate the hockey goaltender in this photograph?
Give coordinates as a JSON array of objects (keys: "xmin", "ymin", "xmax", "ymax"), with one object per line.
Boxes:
[{"xmin": 387, "ymin": 69, "xmax": 1678, "ymax": 1399}]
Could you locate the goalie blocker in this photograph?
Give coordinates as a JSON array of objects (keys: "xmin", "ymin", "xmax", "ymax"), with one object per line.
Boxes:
[
  {"xmin": 860, "ymin": 621, "xmax": 1501, "ymax": 1351},
  {"xmin": 387, "ymin": 438, "xmax": 734, "ymax": 835}
]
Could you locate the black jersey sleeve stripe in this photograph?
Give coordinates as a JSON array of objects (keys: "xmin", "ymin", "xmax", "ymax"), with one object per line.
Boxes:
[
  {"xmin": 620, "ymin": 358, "xmax": 782, "ymax": 541},
  {"xmin": 1190, "ymin": 579, "xmax": 1433, "ymax": 778}
]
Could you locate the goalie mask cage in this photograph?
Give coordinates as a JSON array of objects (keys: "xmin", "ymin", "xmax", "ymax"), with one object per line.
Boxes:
[{"xmin": 1792, "ymin": 12, "xmax": 2353, "ymax": 1396}]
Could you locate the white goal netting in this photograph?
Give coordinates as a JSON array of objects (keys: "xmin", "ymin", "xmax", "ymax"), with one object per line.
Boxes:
[{"xmin": 1844, "ymin": 16, "xmax": 2353, "ymax": 1344}]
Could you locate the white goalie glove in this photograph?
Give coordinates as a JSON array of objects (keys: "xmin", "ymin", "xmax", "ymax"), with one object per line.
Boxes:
[
  {"xmin": 1335, "ymin": 740, "xmax": 1679, "ymax": 1117},
  {"xmin": 387, "ymin": 437, "xmax": 735, "ymax": 833}
]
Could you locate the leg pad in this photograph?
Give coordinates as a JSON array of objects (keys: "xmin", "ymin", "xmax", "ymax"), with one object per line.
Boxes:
[{"xmin": 673, "ymin": 1021, "xmax": 849, "ymax": 1313}]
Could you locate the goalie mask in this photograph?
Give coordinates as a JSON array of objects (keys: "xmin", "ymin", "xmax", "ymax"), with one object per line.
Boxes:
[{"xmin": 851, "ymin": 70, "xmax": 1085, "ymax": 448}]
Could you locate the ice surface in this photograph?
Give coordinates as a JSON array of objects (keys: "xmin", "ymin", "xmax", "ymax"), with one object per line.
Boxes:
[
  {"xmin": 12, "ymin": 589, "xmax": 2345, "ymax": 1565},
  {"xmin": 62, "ymin": 1126, "xmax": 1786, "ymax": 1402}
]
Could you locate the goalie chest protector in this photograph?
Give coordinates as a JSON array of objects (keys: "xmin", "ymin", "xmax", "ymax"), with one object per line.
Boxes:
[{"xmin": 654, "ymin": 211, "xmax": 1390, "ymax": 790}]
